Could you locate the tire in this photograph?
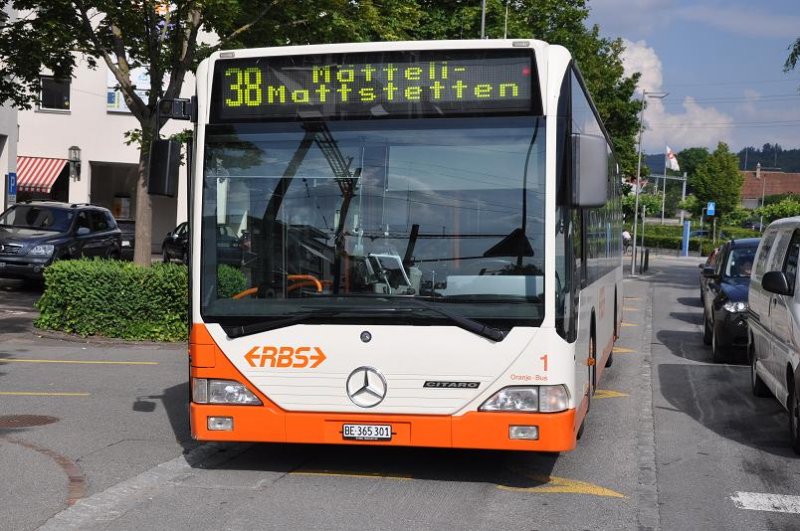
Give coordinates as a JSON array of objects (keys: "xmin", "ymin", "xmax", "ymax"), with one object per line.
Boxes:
[
  {"xmin": 788, "ymin": 380, "xmax": 800, "ymax": 455},
  {"xmin": 750, "ymin": 341, "xmax": 769, "ymax": 397},
  {"xmin": 181, "ymin": 250, "xmax": 189, "ymax": 265},
  {"xmin": 703, "ymin": 312, "xmax": 712, "ymax": 345},
  {"xmin": 162, "ymin": 247, "xmax": 170, "ymax": 263},
  {"xmin": 711, "ymin": 324, "xmax": 725, "ymax": 363},
  {"xmin": 605, "ymin": 352, "xmax": 614, "ymax": 368},
  {"xmin": 578, "ymin": 333, "xmax": 597, "ymax": 441}
]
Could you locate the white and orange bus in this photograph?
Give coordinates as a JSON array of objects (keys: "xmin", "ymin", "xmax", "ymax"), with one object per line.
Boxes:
[{"xmin": 174, "ymin": 39, "xmax": 622, "ymax": 452}]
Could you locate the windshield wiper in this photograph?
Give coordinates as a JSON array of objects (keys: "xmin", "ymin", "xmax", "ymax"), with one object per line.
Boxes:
[
  {"xmin": 397, "ymin": 298, "xmax": 507, "ymax": 342},
  {"xmin": 222, "ymin": 300, "xmax": 506, "ymax": 342},
  {"xmin": 223, "ymin": 306, "xmax": 412, "ymax": 338}
]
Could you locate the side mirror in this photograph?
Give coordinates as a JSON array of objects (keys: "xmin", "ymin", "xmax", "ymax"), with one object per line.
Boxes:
[
  {"xmin": 702, "ymin": 267, "xmax": 717, "ymax": 279},
  {"xmin": 76, "ymin": 227, "xmax": 90, "ymax": 236},
  {"xmin": 572, "ymin": 133, "xmax": 608, "ymax": 208},
  {"xmin": 762, "ymin": 271, "xmax": 791, "ymax": 295},
  {"xmin": 698, "ymin": 263, "xmax": 704, "ymax": 268}
]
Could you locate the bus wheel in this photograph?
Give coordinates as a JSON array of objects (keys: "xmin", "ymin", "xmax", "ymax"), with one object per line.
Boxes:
[{"xmin": 579, "ymin": 332, "xmax": 597, "ymax": 441}]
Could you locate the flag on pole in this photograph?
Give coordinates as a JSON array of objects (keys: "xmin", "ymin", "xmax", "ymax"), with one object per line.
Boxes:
[{"xmin": 666, "ymin": 146, "xmax": 680, "ymax": 171}]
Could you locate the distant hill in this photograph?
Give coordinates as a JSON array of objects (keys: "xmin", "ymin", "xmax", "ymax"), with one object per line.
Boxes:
[{"xmin": 644, "ymin": 145, "xmax": 800, "ymax": 174}]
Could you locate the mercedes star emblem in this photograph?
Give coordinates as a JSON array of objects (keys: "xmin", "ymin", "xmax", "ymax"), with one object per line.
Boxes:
[{"xmin": 346, "ymin": 366, "xmax": 387, "ymax": 408}]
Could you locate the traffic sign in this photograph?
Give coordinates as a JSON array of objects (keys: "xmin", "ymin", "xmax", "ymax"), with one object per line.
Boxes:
[
  {"xmin": 707, "ymin": 201, "xmax": 715, "ymax": 216},
  {"xmin": 8, "ymin": 172, "xmax": 16, "ymax": 195}
]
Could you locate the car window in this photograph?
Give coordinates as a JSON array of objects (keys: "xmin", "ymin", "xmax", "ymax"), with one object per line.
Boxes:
[
  {"xmin": 76, "ymin": 211, "xmax": 92, "ymax": 233},
  {"xmin": 723, "ymin": 246, "xmax": 757, "ymax": 278},
  {"xmin": 90, "ymin": 211, "xmax": 109, "ymax": 231},
  {"xmin": 783, "ymin": 230, "xmax": 800, "ymax": 295},
  {"xmin": 715, "ymin": 245, "xmax": 729, "ymax": 276},
  {"xmin": 0, "ymin": 205, "xmax": 74, "ymax": 231},
  {"xmin": 755, "ymin": 230, "xmax": 777, "ymax": 277},
  {"xmin": 177, "ymin": 223, "xmax": 188, "ymax": 236},
  {"xmin": 768, "ymin": 230, "xmax": 791, "ymax": 272}
]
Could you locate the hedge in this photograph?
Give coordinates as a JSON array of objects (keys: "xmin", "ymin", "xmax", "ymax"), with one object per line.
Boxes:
[
  {"xmin": 36, "ymin": 259, "xmax": 189, "ymax": 341},
  {"xmin": 35, "ymin": 260, "xmax": 251, "ymax": 341}
]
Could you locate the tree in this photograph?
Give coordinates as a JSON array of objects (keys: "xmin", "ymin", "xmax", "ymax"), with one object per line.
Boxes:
[
  {"xmin": 757, "ymin": 196, "xmax": 800, "ymax": 223},
  {"xmin": 691, "ymin": 142, "xmax": 743, "ymax": 218},
  {"xmin": 677, "ymin": 147, "xmax": 709, "ymax": 189},
  {"xmin": 786, "ymin": 37, "xmax": 800, "ymax": 89},
  {"xmin": 0, "ymin": 1, "xmax": 237, "ymax": 264},
  {"xmin": 0, "ymin": 1, "xmax": 422, "ymax": 265}
]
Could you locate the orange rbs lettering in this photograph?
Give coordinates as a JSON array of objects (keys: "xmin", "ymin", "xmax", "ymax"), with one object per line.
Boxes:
[{"xmin": 243, "ymin": 346, "xmax": 328, "ymax": 369}]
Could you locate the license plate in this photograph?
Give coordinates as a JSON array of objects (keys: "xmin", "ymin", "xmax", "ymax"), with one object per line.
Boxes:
[{"xmin": 342, "ymin": 424, "xmax": 392, "ymax": 441}]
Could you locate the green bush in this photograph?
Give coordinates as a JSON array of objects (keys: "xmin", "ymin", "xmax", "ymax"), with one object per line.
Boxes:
[
  {"xmin": 217, "ymin": 264, "xmax": 247, "ymax": 298},
  {"xmin": 35, "ymin": 259, "xmax": 189, "ymax": 341}
]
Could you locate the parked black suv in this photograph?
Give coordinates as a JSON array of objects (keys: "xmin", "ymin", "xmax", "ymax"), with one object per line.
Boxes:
[{"xmin": 0, "ymin": 201, "xmax": 122, "ymax": 280}]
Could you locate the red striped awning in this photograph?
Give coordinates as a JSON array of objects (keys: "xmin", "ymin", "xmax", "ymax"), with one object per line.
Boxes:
[{"xmin": 16, "ymin": 156, "xmax": 68, "ymax": 193}]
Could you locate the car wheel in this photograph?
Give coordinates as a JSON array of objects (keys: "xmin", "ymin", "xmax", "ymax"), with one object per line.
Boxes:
[
  {"xmin": 181, "ymin": 250, "xmax": 188, "ymax": 265},
  {"xmin": 162, "ymin": 247, "xmax": 170, "ymax": 263},
  {"xmin": 789, "ymin": 381, "xmax": 800, "ymax": 455},
  {"xmin": 702, "ymin": 311, "xmax": 712, "ymax": 345},
  {"xmin": 711, "ymin": 324, "xmax": 725, "ymax": 363},
  {"xmin": 750, "ymin": 341, "xmax": 769, "ymax": 397}
]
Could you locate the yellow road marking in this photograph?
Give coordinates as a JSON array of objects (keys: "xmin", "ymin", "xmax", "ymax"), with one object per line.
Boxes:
[
  {"xmin": 4, "ymin": 359, "xmax": 158, "ymax": 366},
  {"xmin": 594, "ymin": 389, "xmax": 629, "ymax": 399},
  {"xmin": 498, "ymin": 474, "xmax": 625, "ymax": 498},
  {"xmin": 293, "ymin": 468, "xmax": 624, "ymax": 498},
  {"xmin": 623, "ymin": 307, "xmax": 638, "ymax": 311},
  {"xmin": 624, "ymin": 297, "xmax": 640, "ymax": 300},
  {"xmin": 621, "ymin": 322, "xmax": 638, "ymax": 327},
  {"xmin": 612, "ymin": 347, "xmax": 636, "ymax": 353},
  {"xmin": 0, "ymin": 392, "xmax": 90, "ymax": 397},
  {"xmin": 292, "ymin": 470, "xmax": 412, "ymax": 481}
]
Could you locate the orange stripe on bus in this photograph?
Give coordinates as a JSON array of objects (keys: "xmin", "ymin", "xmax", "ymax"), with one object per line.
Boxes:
[{"xmin": 188, "ymin": 328, "xmax": 578, "ymax": 452}]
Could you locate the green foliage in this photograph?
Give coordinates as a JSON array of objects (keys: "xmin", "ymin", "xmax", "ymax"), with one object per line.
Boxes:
[
  {"xmin": 690, "ymin": 142, "xmax": 743, "ymax": 218},
  {"xmin": 622, "ymin": 192, "xmax": 661, "ymax": 220},
  {"xmin": 217, "ymin": 264, "xmax": 247, "ymax": 299},
  {"xmin": 763, "ymin": 193, "xmax": 798, "ymax": 206},
  {"xmin": 35, "ymin": 259, "xmax": 188, "ymax": 341},
  {"xmin": 738, "ymin": 144, "xmax": 800, "ymax": 173},
  {"xmin": 677, "ymin": 147, "xmax": 710, "ymax": 188},
  {"xmin": 721, "ymin": 207, "xmax": 752, "ymax": 227},
  {"xmin": 756, "ymin": 196, "xmax": 800, "ymax": 223}
]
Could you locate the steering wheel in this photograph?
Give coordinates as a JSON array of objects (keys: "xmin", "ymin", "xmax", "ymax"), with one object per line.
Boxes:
[{"xmin": 232, "ymin": 274, "xmax": 323, "ymax": 299}]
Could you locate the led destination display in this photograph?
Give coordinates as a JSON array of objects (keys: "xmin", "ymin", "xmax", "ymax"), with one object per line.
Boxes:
[{"xmin": 211, "ymin": 50, "xmax": 538, "ymax": 121}]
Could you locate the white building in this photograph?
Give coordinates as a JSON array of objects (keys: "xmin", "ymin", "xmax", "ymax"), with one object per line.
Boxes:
[
  {"xmin": 0, "ymin": 5, "xmax": 18, "ymax": 214},
  {"xmin": 16, "ymin": 56, "xmax": 193, "ymax": 252}
]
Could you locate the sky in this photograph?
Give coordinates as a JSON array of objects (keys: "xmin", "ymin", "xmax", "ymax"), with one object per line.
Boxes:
[{"xmin": 587, "ymin": 0, "xmax": 800, "ymax": 156}]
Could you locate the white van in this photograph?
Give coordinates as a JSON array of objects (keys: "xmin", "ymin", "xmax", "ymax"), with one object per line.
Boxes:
[{"xmin": 748, "ymin": 217, "xmax": 800, "ymax": 454}]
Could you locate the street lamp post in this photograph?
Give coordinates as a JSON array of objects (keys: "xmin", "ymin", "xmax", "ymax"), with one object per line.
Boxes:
[
  {"xmin": 757, "ymin": 162, "xmax": 765, "ymax": 232},
  {"xmin": 631, "ymin": 90, "xmax": 668, "ymax": 276}
]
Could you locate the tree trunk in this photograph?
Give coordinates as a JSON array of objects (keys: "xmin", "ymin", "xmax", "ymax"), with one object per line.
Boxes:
[{"xmin": 133, "ymin": 141, "xmax": 153, "ymax": 266}]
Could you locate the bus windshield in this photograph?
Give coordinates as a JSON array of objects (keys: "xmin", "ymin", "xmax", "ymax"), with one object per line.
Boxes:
[{"xmin": 201, "ymin": 115, "xmax": 546, "ymax": 328}]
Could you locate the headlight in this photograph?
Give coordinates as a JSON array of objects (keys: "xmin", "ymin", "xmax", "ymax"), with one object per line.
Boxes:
[
  {"xmin": 192, "ymin": 378, "xmax": 261, "ymax": 405},
  {"xmin": 121, "ymin": 240, "xmax": 131, "ymax": 247},
  {"xmin": 480, "ymin": 387, "xmax": 539, "ymax": 412},
  {"xmin": 27, "ymin": 244, "xmax": 55, "ymax": 257},
  {"xmin": 479, "ymin": 385, "xmax": 570, "ymax": 413},
  {"xmin": 723, "ymin": 301, "xmax": 748, "ymax": 312}
]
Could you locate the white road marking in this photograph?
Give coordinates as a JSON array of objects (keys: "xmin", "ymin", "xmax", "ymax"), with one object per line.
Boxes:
[{"xmin": 730, "ymin": 491, "xmax": 800, "ymax": 514}]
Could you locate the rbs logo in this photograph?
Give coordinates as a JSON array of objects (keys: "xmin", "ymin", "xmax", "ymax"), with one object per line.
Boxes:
[{"xmin": 244, "ymin": 346, "xmax": 327, "ymax": 369}]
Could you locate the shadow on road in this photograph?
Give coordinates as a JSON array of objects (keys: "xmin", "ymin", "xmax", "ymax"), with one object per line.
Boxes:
[
  {"xmin": 132, "ymin": 383, "xmax": 194, "ymax": 451},
  {"xmin": 209, "ymin": 442, "xmax": 560, "ymax": 488},
  {"xmin": 658, "ymin": 363, "xmax": 795, "ymax": 457},
  {"xmin": 676, "ymin": 296, "xmax": 702, "ymax": 308}
]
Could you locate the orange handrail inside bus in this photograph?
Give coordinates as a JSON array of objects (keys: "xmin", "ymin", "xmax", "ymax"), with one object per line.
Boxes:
[{"xmin": 232, "ymin": 274, "xmax": 323, "ymax": 299}]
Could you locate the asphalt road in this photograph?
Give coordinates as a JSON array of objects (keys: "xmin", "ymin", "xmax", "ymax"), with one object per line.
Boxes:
[{"xmin": 1, "ymin": 259, "xmax": 799, "ymax": 530}]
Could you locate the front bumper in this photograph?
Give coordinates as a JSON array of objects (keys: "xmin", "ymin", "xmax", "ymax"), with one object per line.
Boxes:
[
  {"xmin": 714, "ymin": 310, "xmax": 749, "ymax": 347},
  {"xmin": 0, "ymin": 256, "xmax": 51, "ymax": 279}
]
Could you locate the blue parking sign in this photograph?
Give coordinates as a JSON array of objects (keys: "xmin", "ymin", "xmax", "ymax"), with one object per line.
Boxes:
[
  {"xmin": 707, "ymin": 201, "xmax": 715, "ymax": 216},
  {"xmin": 8, "ymin": 172, "xmax": 16, "ymax": 196}
]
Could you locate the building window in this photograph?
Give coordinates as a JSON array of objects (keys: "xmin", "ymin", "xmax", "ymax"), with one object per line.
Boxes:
[{"xmin": 40, "ymin": 76, "xmax": 70, "ymax": 110}]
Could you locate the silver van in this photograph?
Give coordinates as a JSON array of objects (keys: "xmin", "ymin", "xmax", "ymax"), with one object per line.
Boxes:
[{"xmin": 748, "ymin": 217, "xmax": 800, "ymax": 454}]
